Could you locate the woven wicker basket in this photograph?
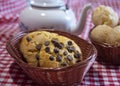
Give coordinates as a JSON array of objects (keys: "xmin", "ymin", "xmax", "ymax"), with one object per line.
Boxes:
[
  {"xmin": 89, "ymin": 29, "xmax": 120, "ymax": 65},
  {"xmin": 6, "ymin": 30, "xmax": 97, "ymax": 85}
]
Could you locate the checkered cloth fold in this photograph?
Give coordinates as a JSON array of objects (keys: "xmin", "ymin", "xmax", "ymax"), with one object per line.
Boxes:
[{"xmin": 0, "ymin": 0, "xmax": 120, "ymax": 86}]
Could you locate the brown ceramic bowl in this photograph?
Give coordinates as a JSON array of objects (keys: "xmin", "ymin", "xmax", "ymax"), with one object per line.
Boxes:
[
  {"xmin": 6, "ymin": 30, "xmax": 97, "ymax": 86},
  {"xmin": 89, "ymin": 29, "xmax": 120, "ymax": 65}
]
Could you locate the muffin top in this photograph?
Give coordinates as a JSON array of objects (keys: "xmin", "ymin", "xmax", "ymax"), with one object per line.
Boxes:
[
  {"xmin": 92, "ymin": 5, "xmax": 119, "ymax": 27},
  {"xmin": 20, "ymin": 31, "xmax": 83, "ymax": 68}
]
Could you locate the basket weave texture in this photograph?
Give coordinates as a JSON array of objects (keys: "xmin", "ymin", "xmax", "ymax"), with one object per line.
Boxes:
[
  {"xmin": 6, "ymin": 30, "xmax": 97, "ymax": 85},
  {"xmin": 89, "ymin": 29, "xmax": 120, "ymax": 65}
]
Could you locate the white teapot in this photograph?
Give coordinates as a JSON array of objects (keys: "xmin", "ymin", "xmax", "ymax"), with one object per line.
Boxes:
[{"xmin": 19, "ymin": 0, "xmax": 91, "ymax": 35}]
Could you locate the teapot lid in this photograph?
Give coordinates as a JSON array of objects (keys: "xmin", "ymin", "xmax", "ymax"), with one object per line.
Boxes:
[{"xmin": 30, "ymin": 0, "xmax": 65, "ymax": 7}]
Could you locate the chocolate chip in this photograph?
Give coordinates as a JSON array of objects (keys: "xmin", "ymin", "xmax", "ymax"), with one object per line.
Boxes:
[
  {"xmin": 68, "ymin": 41, "xmax": 72, "ymax": 45},
  {"xmin": 61, "ymin": 62, "xmax": 67, "ymax": 67},
  {"xmin": 51, "ymin": 38, "xmax": 63, "ymax": 49},
  {"xmin": 49, "ymin": 56, "xmax": 54, "ymax": 61},
  {"xmin": 74, "ymin": 53, "xmax": 81, "ymax": 58},
  {"xmin": 66, "ymin": 46, "xmax": 75, "ymax": 53},
  {"xmin": 26, "ymin": 36, "xmax": 32, "ymax": 42},
  {"xmin": 56, "ymin": 55, "xmax": 62, "ymax": 62},
  {"xmin": 44, "ymin": 41, "xmax": 50, "ymax": 46},
  {"xmin": 51, "ymin": 38, "xmax": 58, "ymax": 43},
  {"xmin": 54, "ymin": 48, "xmax": 59, "ymax": 53},
  {"xmin": 67, "ymin": 55, "xmax": 73, "ymax": 61},
  {"xmin": 36, "ymin": 44, "xmax": 42, "ymax": 50},
  {"xmin": 63, "ymin": 51, "xmax": 68, "ymax": 56},
  {"xmin": 57, "ymin": 43, "xmax": 63, "ymax": 49},
  {"xmin": 35, "ymin": 54, "xmax": 40, "ymax": 60},
  {"xmin": 76, "ymin": 59, "xmax": 81, "ymax": 63},
  {"xmin": 45, "ymin": 47, "xmax": 50, "ymax": 53}
]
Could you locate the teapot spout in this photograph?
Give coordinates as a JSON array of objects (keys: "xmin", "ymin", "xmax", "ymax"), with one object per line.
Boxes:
[{"xmin": 73, "ymin": 3, "xmax": 92, "ymax": 35}]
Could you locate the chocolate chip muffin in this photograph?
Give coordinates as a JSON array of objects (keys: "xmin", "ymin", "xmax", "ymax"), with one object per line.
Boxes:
[{"xmin": 20, "ymin": 31, "xmax": 82, "ymax": 68}]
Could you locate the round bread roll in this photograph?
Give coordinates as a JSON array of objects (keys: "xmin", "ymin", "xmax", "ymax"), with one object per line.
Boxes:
[
  {"xmin": 90, "ymin": 25, "xmax": 113, "ymax": 44},
  {"xmin": 114, "ymin": 25, "xmax": 120, "ymax": 32},
  {"xmin": 105, "ymin": 30, "xmax": 120, "ymax": 46},
  {"xmin": 106, "ymin": 26, "xmax": 120, "ymax": 46},
  {"xmin": 92, "ymin": 5, "xmax": 119, "ymax": 27},
  {"xmin": 20, "ymin": 31, "xmax": 82, "ymax": 68}
]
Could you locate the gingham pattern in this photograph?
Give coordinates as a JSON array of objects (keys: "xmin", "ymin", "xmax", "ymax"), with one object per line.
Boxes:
[
  {"xmin": 1, "ymin": 0, "xmax": 120, "ymax": 86},
  {"xmin": 0, "ymin": 0, "xmax": 26, "ymax": 23}
]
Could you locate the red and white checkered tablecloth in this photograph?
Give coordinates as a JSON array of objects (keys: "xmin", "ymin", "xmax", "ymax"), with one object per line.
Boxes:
[{"xmin": 1, "ymin": 0, "xmax": 120, "ymax": 86}]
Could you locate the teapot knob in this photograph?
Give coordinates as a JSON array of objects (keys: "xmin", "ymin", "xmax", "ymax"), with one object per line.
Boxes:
[{"xmin": 65, "ymin": 0, "xmax": 70, "ymax": 9}]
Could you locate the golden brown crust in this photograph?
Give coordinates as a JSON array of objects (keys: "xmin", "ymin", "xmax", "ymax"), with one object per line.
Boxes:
[
  {"xmin": 91, "ymin": 25, "xmax": 120, "ymax": 47},
  {"xmin": 20, "ymin": 31, "xmax": 82, "ymax": 68},
  {"xmin": 92, "ymin": 5, "xmax": 119, "ymax": 27}
]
